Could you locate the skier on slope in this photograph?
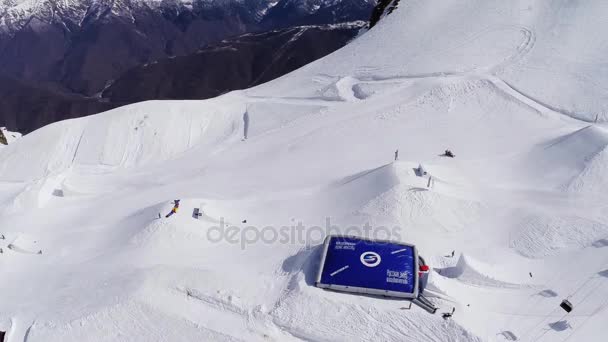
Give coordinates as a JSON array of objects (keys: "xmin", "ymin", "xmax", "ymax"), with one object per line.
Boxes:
[{"xmin": 165, "ymin": 200, "xmax": 180, "ymax": 218}]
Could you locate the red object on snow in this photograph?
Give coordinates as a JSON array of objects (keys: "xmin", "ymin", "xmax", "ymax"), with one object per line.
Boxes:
[{"xmin": 419, "ymin": 265, "xmax": 430, "ymax": 272}]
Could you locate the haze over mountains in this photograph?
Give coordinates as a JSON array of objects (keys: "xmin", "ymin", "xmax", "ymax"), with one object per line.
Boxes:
[{"xmin": 0, "ymin": 0, "xmax": 375, "ymax": 133}]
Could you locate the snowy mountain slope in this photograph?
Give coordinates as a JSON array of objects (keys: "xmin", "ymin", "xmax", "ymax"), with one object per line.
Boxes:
[
  {"xmin": 2, "ymin": 0, "xmax": 608, "ymax": 341},
  {"xmin": 256, "ymin": 0, "xmax": 608, "ymax": 122}
]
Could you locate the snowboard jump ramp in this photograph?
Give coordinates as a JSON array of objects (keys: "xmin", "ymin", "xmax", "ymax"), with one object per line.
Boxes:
[{"xmin": 315, "ymin": 235, "xmax": 437, "ymax": 313}]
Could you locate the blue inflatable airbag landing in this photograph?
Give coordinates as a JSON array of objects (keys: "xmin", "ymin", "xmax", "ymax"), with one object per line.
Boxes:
[{"xmin": 315, "ymin": 235, "xmax": 419, "ymax": 299}]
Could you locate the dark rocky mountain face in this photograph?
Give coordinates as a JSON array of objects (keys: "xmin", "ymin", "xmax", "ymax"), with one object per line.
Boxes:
[
  {"xmin": 0, "ymin": 75, "xmax": 115, "ymax": 133},
  {"xmin": 103, "ymin": 22, "xmax": 364, "ymax": 103},
  {"xmin": 0, "ymin": 0, "xmax": 271, "ymax": 96},
  {"xmin": 0, "ymin": 22, "xmax": 364, "ymax": 134},
  {"xmin": 0, "ymin": 0, "xmax": 376, "ymax": 134},
  {"xmin": 369, "ymin": 0, "xmax": 399, "ymax": 28}
]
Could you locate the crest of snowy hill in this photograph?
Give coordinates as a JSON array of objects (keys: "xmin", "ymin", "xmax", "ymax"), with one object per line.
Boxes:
[{"xmin": 2, "ymin": 1, "xmax": 608, "ymax": 341}]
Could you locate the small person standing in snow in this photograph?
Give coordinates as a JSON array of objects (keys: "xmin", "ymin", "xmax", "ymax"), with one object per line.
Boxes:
[
  {"xmin": 394, "ymin": 149, "xmax": 399, "ymax": 161},
  {"xmin": 165, "ymin": 200, "xmax": 181, "ymax": 218}
]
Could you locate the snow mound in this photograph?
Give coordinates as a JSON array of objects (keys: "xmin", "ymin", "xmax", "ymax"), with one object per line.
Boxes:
[
  {"xmin": 368, "ymin": 188, "xmax": 483, "ymax": 233},
  {"xmin": 325, "ymin": 162, "xmax": 483, "ymax": 233},
  {"xmin": 328, "ymin": 163, "xmax": 402, "ymax": 209},
  {"xmin": 511, "ymin": 214, "xmax": 608, "ymax": 258},
  {"xmin": 522, "ymin": 125, "xmax": 608, "ymax": 190},
  {"xmin": 3, "ymin": 174, "xmax": 67, "ymax": 213},
  {"xmin": 125, "ymin": 198, "xmax": 238, "ymax": 255},
  {"xmin": 352, "ymin": 80, "xmax": 408, "ymax": 100},
  {"xmin": 129, "ymin": 216, "xmax": 208, "ymax": 252},
  {"xmin": 566, "ymin": 144, "xmax": 608, "ymax": 195},
  {"xmin": 546, "ymin": 126, "xmax": 608, "ymax": 161},
  {"xmin": 436, "ymin": 254, "xmax": 522, "ymax": 288},
  {"xmin": 0, "ymin": 100, "xmax": 244, "ymax": 182},
  {"xmin": 244, "ymin": 102, "xmax": 326, "ymax": 139},
  {"xmin": 271, "ymin": 283, "xmax": 482, "ymax": 341},
  {"xmin": 25, "ymin": 300, "xmax": 237, "ymax": 342}
]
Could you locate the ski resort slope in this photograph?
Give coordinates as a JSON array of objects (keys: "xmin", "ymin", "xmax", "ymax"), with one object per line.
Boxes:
[{"xmin": 1, "ymin": 0, "xmax": 608, "ymax": 341}]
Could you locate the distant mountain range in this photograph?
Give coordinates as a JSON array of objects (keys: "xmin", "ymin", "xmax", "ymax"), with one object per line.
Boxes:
[{"xmin": 0, "ymin": 0, "xmax": 375, "ymax": 133}]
